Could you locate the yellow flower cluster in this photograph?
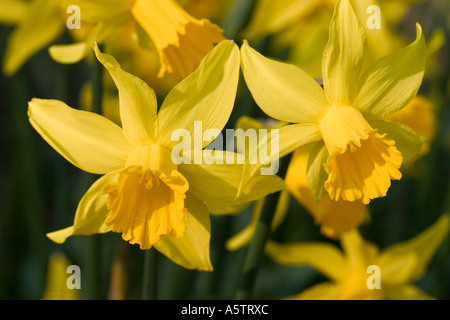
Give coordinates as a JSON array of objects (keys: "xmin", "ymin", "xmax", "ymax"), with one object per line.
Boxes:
[{"xmin": 2, "ymin": 0, "xmax": 447, "ymax": 300}]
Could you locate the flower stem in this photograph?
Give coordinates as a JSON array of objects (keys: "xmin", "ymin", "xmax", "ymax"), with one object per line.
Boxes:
[
  {"xmin": 142, "ymin": 249, "xmax": 158, "ymax": 300},
  {"xmin": 234, "ymin": 155, "xmax": 291, "ymax": 300}
]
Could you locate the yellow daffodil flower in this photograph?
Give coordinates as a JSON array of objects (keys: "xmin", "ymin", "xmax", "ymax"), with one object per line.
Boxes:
[
  {"xmin": 1, "ymin": 0, "xmax": 65, "ymax": 76},
  {"xmin": 41, "ymin": 252, "xmax": 81, "ymax": 300},
  {"xmin": 50, "ymin": 0, "xmax": 225, "ymax": 79},
  {"xmin": 265, "ymin": 214, "xmax": 450, "ymax": 300},
  {"xmin": 240, "ymin": 0, "xmax": 426, "ymax": 204},
  {"xmin": 28, "ymin": 41, "xmax": 283, "ymax": 270}
]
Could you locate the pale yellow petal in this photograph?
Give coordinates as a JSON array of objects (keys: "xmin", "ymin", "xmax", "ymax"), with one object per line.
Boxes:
[
  {"xmin": 377, "ymin": 214, "xmax": 449, "ymax": 285},
  {"xmin": 265, "ymin": 240, "xmax": 346, "ymax": 282},
  {"xmin": 94, "ymin": 43, "xmax": 159, "ymax": 146},
  {"xmin": 238, "ymin": 123, "xmax": 322, "ymax": 199},
  {"xmin": 0, "ymin": 0, "xmax": 27, "ymax": 25},
  {"xmin": 47, "ymin": 172, "xmax": 119, "ymax": 243},
  {"xmin": 321, "ymin": 0, "xmax": 366, "ymax": 105},
  {"xmin": 355, "ymin": 24, "xmax": 426, "ymax": 118},
  {"xmin": 157, "ymin": 40, "xmax": 240, "ymax": 150},
  {"xmin": 154, "ymin": 193, "xmax": 212, "ymax": 271},
  {"xmin": 28, "ymin": 99, "xmax": 132, "ymax": 174},
  {"xmin": 241, "ymin": 40, "xmax": 327, "ymax": 124}
]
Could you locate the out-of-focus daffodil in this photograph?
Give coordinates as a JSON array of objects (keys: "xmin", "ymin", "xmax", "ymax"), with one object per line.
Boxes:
[
  {"xmin": 285, "ymin": 146, "xmax": 368, "ymax": 238},
  {"xmin": 240, "ymin": 0, "xmax": 426, "ymax": 204},
  {"xmin": 28, "ymin": 41, "xmax": 283, "ymax": 270},
  {"xmin": 41, "ymin": 252, "xmax": 81, "ymax": 300},
  {"xmin": 266, "ymin": 214, "xmax": 449, "ymax": 300},
  {"xmin": 243, "ymin": 0, "xmax": 427, "ymax": 78},
  {"xmin": 1, "ymin": 0, "xmax": 65, "ymax": 76},
  {"xmin": 50, "ymin": 0, "xmax": 225, "ymax": 79},
  {"xmin": 387, "ymin": 95, "xmax": 437, "ymax": 158}
]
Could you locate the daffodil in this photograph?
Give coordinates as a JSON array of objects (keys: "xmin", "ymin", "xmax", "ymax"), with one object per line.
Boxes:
[
  {"xmin": 50, "ymin": 0, "xmax": 225, "ymax": 79},
  {"xmin": 240, "ymin": 0, "xmax": 426, "ymax": 204},
  {"xmin": 1, "ymin": 0, "xmax": 65, "ymax": 76},
  {"xmin": 265, "ymin": 214, "xmax": 450, "ymax": 300},
  {"xmin": 28, "ymin": 41, "xmax": 282, "ymax": 270}
]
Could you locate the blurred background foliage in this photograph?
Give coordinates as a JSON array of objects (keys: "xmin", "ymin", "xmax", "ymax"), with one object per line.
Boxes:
[{"xmin": 0, "ymin": 0, "xmax": 449, "ymax": 300}]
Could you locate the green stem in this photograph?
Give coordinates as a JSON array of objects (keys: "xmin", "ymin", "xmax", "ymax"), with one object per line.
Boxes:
[
  {"xmin": 142, "ymin": 249, "xmax": 158, "ymax": 300},
  {"xmin": 234, "ymin": 155, "xmax": 291, "ymax": 300}
]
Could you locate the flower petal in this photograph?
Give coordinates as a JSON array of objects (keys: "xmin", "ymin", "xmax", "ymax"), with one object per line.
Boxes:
[
  {"xmin": 154, "ymin": 193, "xmax": 212, "ymax": 271},
  {"xmin": 94, "ymin": 43, "xmax": 159, "ymax": 146},
  {"xmin": 240, "ymin": 40, "xmax": 327, "ymax": 124},
  {"xmin": 238, "ymin": 123, "xmax": 322, "ymax": 199},
  {"xmin": 2, "ymin": 0, "xmax": 64, "ymax": 76},
  {"xmin": 157, "ymin": 40, "xmax": 240, "ymax": 150},
  {"xmin": 306, "ymin": 142, "xmax": 329, "ymax": 203},
  {"xmin": 377, "ymin": 214, "xmax": 449, "ymax": 286},
  {"xmin": 0, "ymin": 0, "xmax": 27, "ymax": 26},
  {"xmin": 265, "ymin": 240, "xmax": 346, "ymax": 282},
  {"xmin": 28, "ymin": 99, "xmax": 132, "ymax": 174},
  {"xmin": 368, "ymin": 119, "xmax": 423, "ymax": 164},
  {"xmin": 321, "ymin": 0, "xmax": 366, "ymax": 105},
  {"xmin": 47, "ymin": 171, "xmax": 120, "ymax": 243},
  {"xmin": 50, "ymin": 14, "xmax": 131, "ymax": 64},
  {"xmin": 179, "ymin": 150, "xmax": 284, "ymax": 214},
  {"xmin": 355, "ymin": 24, "xmax": 426, "ymax": 118}
]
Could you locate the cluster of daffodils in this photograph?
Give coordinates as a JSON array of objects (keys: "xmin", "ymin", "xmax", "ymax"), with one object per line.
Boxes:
[{"xmin": 3, "ymin": 0, "xmax": 448, "ymax": 299}]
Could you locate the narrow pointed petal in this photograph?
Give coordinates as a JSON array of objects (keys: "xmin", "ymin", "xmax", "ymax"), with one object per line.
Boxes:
[
  {"xmin": 377, "ymin": 214, "xmax": 449, "ymax": 286},
  {"xmin": 355, "ymin": 24, "xmax": 426, "ymax": 118},
  {"xmin": 154, "ymin": 193, "xmax": 212, "ymax": 271},
  {"xmin": 28, "ymin": 99, "xmax": 132, "ymax": 174},
  {"xmin": 3, "ymin": 0, "xmax": 64, "ymax": 76},
  {"xmin": 94, "ymin": 43, "xmax": 158, "ymax": 146},
  {"xmin": 241, "ymin": 40, "xmax": 327, "ymax": 124},
  {"xmin": 368, "ymin": 119, "xmax": 424, "ymax": 164},
  {"xmin": 321, "ymin": 0, "xmax": 366, "ymax": 105},
  {"xmin": 265, "ymin": 241, "xmax": 346, "ymax": 282},
  {"xmin": 47, "ymin": 172, "xmax": 120, "ymax": 243},
  {"xmin": 157, "ymin": 40, "xmax": 240, "ymax": 150}
]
